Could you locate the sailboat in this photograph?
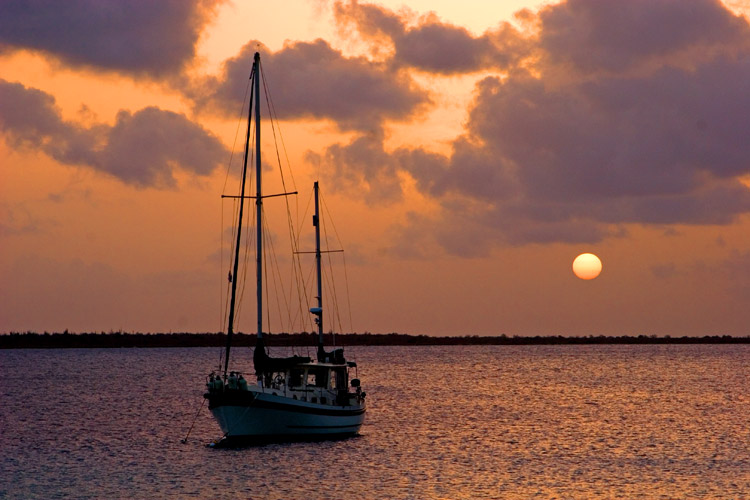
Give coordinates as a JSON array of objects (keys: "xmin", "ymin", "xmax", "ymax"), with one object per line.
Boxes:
[{"xmin": 203, "ymin": 52, "xmax": 366, "ymax": 444}]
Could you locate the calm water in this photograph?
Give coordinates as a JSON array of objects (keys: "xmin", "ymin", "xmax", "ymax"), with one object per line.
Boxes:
[{"xmin": 1, "ymin": 345, "xmax": 748, "ymax": 499}]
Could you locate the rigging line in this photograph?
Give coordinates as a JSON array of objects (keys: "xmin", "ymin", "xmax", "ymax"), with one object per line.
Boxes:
[
  {"xmin": 236, "ymin": 199, "xmax": 255, "ymax": 330},
  {"xmin": 223, "ymin": 199, "xmax": 238, "ymax": 332},
  {"xmin": 222, "ymin": 73, "xmax": 252, "ymax": 196},
  {"xmin": 288, "ymin": 187, "xmax": 314, "ymax": 328},
  {"xmin": 292, "ymin": 243, "xmax": 311, "ymax": 335},
  {"xmin": 260, "ymin": 69, "xmax": 309, "ymax": 334},
  {"xmin": 301, "ymin": 258, "xmax": 317, "ymax": 332},
  {"xmin": 284, "ymin": 213, "xmax": 307, "ymax": 335},
  {"xmin": 262, "ymin": 211, "xmax": 276, "ymax": 336},
  {"xmin": 223, "ymin": 107, "xmax": 251, "ymax": 336},
  {"xmin": 220, "ymin": 197, "xmax": 238, "ymax": 369},
  {"xmin": 235, "ymin": 115, "xmax": 259, "ymax": 331},
  {"xmin": 294, "ymin": 184, "xmax": 314, "ymax": 247},
  {"xmin": 258, "ymin": 62, "xmax": 310, "ymax": 338},
  {"xmin": 220, "ymin": 199, "xmax": 233, "ymax": 334},
  {"xmin": 341, "ymin": 251, "xmax": 354, "ymax": 333},
  {"xmin": 258, "ymin": 65, "xmax": 304, "ymax": 270},
  {"xmin": 259, "ymin": 62, "xmax": 297, "ymax": 221},
  {"xmin": 180, "ymin": 397, "xmax": 206, "ymax": 444},
  {"xmin": 320, "ymin": 193, "xmax": 344, "ymax": 335},
  {"xmin": 323, "ymin": 255, "xmax": 343, "ymax": 336},
  {"xmin": 279, "ymin": 234, "xmax": 302, "ymax": 335},
  {"xmin": 279, "ymin": 184, "xmax": 309, "ymax": 337},
  {"xmin": 285, "ymin": 255, "xmax": 311, "ymax": 336},
  {"xmin": 226, "ymin": 197, "xmax": 242, "ymax": 330},
  {"xmin": 294, "ymin": 261, "xmax": 315, "ymax": 332},
  {"xmin": 220, "ymin": 197, "xmax": 224, "ymax": 332},
  {"xmin": 320, "ymin": 192, "xmax": 353, "ymax": 331},
  {"xmin": 260, "ymin": 60, "xmax": 298, "ymax": 194},
  {"xmin": 215, "ymin": 395, "xmax": 258, "ymax": 445},
  {"xmin": 262, "ymin": 209, "xmax": 289, "ymax": 335}
]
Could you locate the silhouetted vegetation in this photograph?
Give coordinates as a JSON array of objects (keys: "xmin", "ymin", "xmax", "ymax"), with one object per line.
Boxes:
[{"xmin": 1, "ymin": 330, "xmax": 748, "ymax": 349}]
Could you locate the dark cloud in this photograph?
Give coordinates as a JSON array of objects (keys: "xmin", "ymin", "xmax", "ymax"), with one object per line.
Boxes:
[
  {"xmin": 0, "ymin": 0, "xmax": 223, "ymax": 77},
  {"xmin": 538, "ymin": 0, "xmax": 750, "ymax": 73},
  {"xmin": 190, "ymin": 40, "xmax": 429, "ymax": 130},
  {"xmin": 306, "ymin": 130, "xmax": 405, "ymax": 202},
  {"xmin": 0, "ymin": 80, "xmax": 228, "ymax": 187},
  {"xmin": 468, "ymin": 55, "xmax": 750, "ymax": 201},
  {"xmin": 313, "ymin": 0, "xmax": 750, "ymax": 250},
  {"xmin": 333, "ymin": 0, "xmax": 530, "ymax": 74}
]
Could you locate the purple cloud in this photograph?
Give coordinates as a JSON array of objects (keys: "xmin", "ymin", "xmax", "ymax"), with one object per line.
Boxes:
[
  {"xmin": 0, "ymin": 80, "xmax": 228, "ymax": 187},
  {"xmin": 313, "ymin": 0, "xmax": 750, "ymax": 251},
  {"xmin": 190, "ymin": 40, "xmax": 429, "ymax": 131},
  {"xmin": 0, "ymin": 0, "xmax": 223, "ymax": 77},
  {"xmin": 538, "ymin": 0, "xmax": 750, "ymax": 72},
  {"xmin": 333, "ymin": 0, "xmax": 530, "ymax": 74}
]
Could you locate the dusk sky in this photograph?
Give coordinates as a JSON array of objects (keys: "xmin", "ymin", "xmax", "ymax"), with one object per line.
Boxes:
[{"xmin": 2, "ymin": 0, "xmax": 750, "ymax": 336}]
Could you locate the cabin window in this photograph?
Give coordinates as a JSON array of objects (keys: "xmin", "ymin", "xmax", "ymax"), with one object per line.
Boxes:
[
  {"xmin": 290, "ymin": 369, "xmax": 303, "ymax": 388},
  {"xmin": 307, "ymin": 368, "xmax": 327, "ymax": 388}
]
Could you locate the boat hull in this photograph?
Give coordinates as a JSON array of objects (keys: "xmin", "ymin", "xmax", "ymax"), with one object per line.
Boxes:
[{"xmin": 207, "ymin": 390, "xmax": 365, "ymax": 441}]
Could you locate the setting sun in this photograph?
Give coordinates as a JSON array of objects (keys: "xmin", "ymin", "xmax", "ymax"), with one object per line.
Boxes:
[{"xmin": 572, "ymin": 253, "xmax": 602, "ymax": 280}]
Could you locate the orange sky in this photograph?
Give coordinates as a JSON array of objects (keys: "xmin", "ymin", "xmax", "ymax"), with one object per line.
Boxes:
[{"xmin": 2, "ymin": 0, "xmax": 750, "ymax": 336}]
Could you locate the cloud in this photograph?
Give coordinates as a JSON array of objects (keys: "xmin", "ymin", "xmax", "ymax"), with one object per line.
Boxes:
[
  {"xmin": 0, "ymin": 79, "xmax": 228, "ymax": 187},
  {"xmin": 0, "ymin": 202, "xmax": 46, "ymax": 238},
  {"xmin": 650, "ymin": 262, "xmax": 678, "ymax": 279},
  {"xmin": 0, "ymin": 0, "xmax": 223, "ymax": 77},
  {"xmin": 333, "ymin": 0, "xmax": 531, "ymax": 74},
  {"xmin": 306, "ymin": 129, "xmax": 413, "ymax": 202},
  {"xmin": 188, "ymin": 39, "xmax": 429, "ymax": 131},
  {"xmin": 313, "ymin": 0, "xmax": 750, "ymax": 251},
  {"xmin": 538, "ymin": 0, "xmax": 750, "ymax": 73}
]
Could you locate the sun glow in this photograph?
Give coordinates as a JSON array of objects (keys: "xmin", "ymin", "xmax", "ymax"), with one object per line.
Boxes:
[{"xmin": 572, "ymin": 253, "xmax": 602, "ymax": 280}]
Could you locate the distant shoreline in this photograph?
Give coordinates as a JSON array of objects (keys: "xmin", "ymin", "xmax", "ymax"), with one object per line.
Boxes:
[{"xmin": 1, "ymin": 331, "xmax": 748, "ymax": 349}]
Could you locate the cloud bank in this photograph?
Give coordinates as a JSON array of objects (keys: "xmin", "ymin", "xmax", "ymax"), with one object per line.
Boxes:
[
  {"xmin": 4, "ymin": 0, "xmax": 750, "ymax": 250},
  {"xmin": 0, "ymin": 0, "xmax": 223, "ymax": 77},
  {"xmin": 0, "ymin": 80, "xmax": 228, "ymax": 187},
  {"xmin": 314, "ymin": 0, "xmax": 750, "ymax": 252},
  {"xmin": 333, "ymin": 0, "xmax": 532, "ymax": 74},
  {"xmin": 189, "ymin": 40, "xmax": 429, "ymax": 130}
]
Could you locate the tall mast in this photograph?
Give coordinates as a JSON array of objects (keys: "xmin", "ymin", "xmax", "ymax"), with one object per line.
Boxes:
[
  {"xmin": 223, "ymin": 55, "xmax": 257, "ymax": 376},
  {"xmin": 313, "ymin": 181, "xmax": 325, "ymax": 361},
  {"xmin": 254, "ymin": 51, "xmax": 263, "ymax": 343}
]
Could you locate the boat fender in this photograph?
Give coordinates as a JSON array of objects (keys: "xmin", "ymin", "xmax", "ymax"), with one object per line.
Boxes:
[{"xmin": 351, "ymin": 378, "xmax": 360, "ymax": 388}]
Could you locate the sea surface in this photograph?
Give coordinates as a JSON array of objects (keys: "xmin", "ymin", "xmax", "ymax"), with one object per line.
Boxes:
[{"xmin": 1, "ymin": 344, "xmax": 748, "ymax": 499}]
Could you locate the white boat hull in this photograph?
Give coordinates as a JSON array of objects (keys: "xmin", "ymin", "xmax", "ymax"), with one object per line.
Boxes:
[{"xmin": 208, "ymin": 390, "xmax": 365, "ymax": 440}]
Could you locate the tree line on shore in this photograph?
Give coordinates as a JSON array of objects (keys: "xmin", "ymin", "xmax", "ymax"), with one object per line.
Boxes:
[{"xmin": 0, "ymin": 330, "xmax": 747, "ymax": 349}]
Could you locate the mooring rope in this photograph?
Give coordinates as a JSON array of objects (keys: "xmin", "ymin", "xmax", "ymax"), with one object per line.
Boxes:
[{"xmin": 181, "ymin": 397, "xmax": 206, "ymax": 444}]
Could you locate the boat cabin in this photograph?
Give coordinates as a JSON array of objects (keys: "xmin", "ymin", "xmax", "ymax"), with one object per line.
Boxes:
[{"xmin": 263, "ymin": 361, "xmax": 360, "ymax": 406}]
